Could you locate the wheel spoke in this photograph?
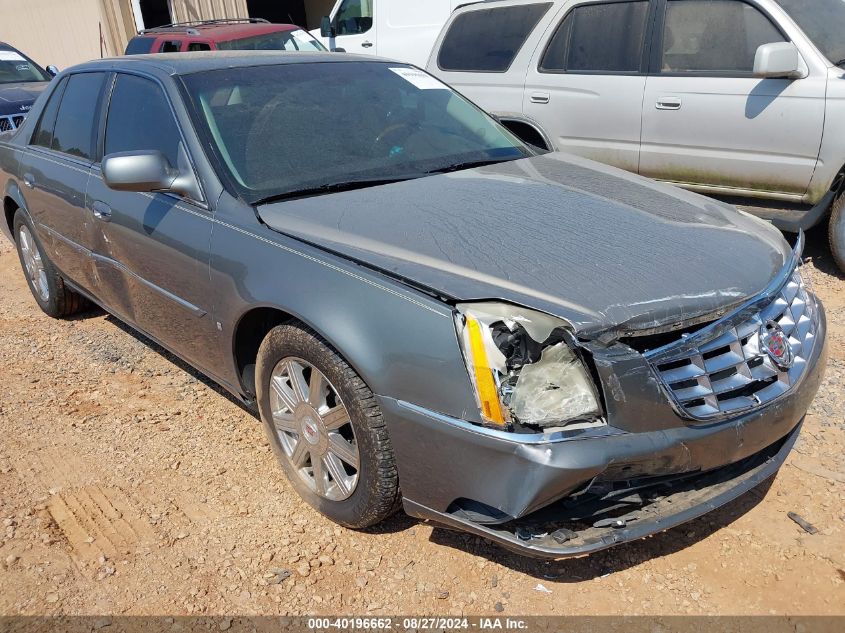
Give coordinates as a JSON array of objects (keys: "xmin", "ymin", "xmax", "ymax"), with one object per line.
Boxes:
[
  {"xmin": 324, "ymin": 453, "xmax": 351, "ymax": 497},
  {"xmin": 312, "ymin": 453, "xmax": 328, "ymax": 496},
  {"xmin": 272, "ymin": 411, "xmax": 297, "ymax": 434},
  {"xmin": 271, "ymin": 375, "xmax": 298, "ymax": 413},
  {"xmin": 286, "ymin": 360, "xmax": 308, "ymax": 403},
  {"xmin": 289, "ymin": 437, "xmax": 309, "ymax": 467},
  {"xmin": 322, "ymin": 405, "xmax": 350, "ymax": 431},
  {"xmin": 328, "ymin": 434, "xmax": 359, "ymax": 470},
  {"xmin": 308, "ymin": 370, "xmax": 325, "ymax": 408}
]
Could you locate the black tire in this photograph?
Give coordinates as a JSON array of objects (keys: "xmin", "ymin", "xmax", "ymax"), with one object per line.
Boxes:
[
  {"xmin": 255, "ymin": 323, "xmax": 401, "ymax": 528},
  {"xmin": 13, "ymin": 210, "xmax": 88, "ymax": 318},
  {"xmin": 830, "ymin": 194, "xmax": 845, "ymax": 274}
]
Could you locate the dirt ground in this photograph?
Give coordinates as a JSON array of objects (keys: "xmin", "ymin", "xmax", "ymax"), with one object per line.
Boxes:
[{"xmin": 0, "ymin": 224, "xmax": 843, "ymax": 618}]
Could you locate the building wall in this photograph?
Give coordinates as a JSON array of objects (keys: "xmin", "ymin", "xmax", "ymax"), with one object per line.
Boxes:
[
  {"xmin": 0, "ymin": 0, "xmax": 121, "ymax": 68},
  {"xmin": 169, "ymin": 0, "xmax": 249, "ymax": 24}
]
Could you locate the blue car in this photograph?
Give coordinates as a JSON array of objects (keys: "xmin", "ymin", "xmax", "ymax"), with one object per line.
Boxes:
[{"xmin": 0, "ymin": 42, "xmax": 55, "ymax": 133}]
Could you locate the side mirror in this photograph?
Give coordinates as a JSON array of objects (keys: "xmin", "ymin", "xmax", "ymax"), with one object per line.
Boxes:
[
  {"xmin": 103, "ymin": 151, "xmax": 174, "ymax": 193},
  {"xmin": 103, "ymin": 148, "xmax": 202, "ymax": 200},
  {"xmin": 320, "ymin": 16, "xmax": 335, "ymax": 38},
  {"xmin": 753, "ymin": 42, "xmax": 805, "ymax": 79},
  {"xmin": 46, "ymin": 65, "xmax": 59, "ymax": 77}
]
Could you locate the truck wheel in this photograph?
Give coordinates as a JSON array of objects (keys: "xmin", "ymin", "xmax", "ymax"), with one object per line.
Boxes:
[
  {"xmin": 831, "ymin": 194, "xmax": 845, "ymax": 274},
  {"xmin": 13, "ymin": 210, "xmax": 88, "ymax": 318},
  {"xmin": 255, "ymin": 323, "xmax": 401, "ymax": 528}
]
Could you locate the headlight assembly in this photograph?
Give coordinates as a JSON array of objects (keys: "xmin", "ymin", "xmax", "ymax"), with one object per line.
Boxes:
[{"xmin": 455, "ymin": 303, "xmax": 603, "ymax": 431}]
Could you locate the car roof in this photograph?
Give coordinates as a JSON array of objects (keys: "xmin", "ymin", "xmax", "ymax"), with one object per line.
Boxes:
[
  {"xmin": 65, "ymin": 51, "xmax": 391, "ymax": 77},
  {"xmin": 135, "ymin": 22, "xmax": 301, "ymax": 42}
]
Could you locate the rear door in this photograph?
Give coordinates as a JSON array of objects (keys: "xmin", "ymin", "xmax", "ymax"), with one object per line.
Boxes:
[
  {"xmin": 19, "ymin": 72, "xmax": 106, "ymax": 289},
  {"xmin": 639, "ymin": 0, "xmax": 825, "ymax": 195},
  {"xmin": 86, "ymin": 72, "xmax": 215, "ymax": 365},
  {"xmin": 523, "ymin": 0, "xmax": 653, "ymax": 172}
]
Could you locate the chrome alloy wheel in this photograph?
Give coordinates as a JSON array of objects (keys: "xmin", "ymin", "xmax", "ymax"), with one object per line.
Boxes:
[
  {"xmin": 18, "ymin": 225, "xmax": 48, "ymax": 302},
  {"xmin": 269, "ymin": 358, "xmax": 360, "ymax": 501}
]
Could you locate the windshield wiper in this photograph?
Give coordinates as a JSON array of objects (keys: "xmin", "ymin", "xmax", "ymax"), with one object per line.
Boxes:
[
  {"xmin": 250, "ymin": 177, "xmax": 414, "ymax": 206},
  {"xmin": 424, "ymin": 157, "xmax": 519, "ymax": 175},
  {"xmin": 835, "ymin": 58, "xmax": 845, "ymax": 67}
]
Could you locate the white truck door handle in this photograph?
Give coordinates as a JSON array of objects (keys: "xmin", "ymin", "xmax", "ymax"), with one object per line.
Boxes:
[
  {"xmin": 361, "ymin": 40, "xmax": 373, "ymax": 48},
  {"xmin": 530, "ymin": 92, "xmax": 550, "ymax": 104},
  {"xmin": 656, "ymin": 97, "xmax": 682, "ymax": 110}
]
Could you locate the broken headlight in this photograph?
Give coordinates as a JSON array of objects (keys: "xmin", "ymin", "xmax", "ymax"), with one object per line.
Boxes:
[{"xmin": 455, "ymin": 303, "xmax": 603, "ymax": 431}]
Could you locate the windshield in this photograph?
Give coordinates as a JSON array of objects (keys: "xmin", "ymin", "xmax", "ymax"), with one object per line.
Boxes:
[
  {"xmin": 217, "ymin": 29, "xmax": 326, "ymax": 52},
  {"xmin": 0, "ymin": 49, "xmax": 49, "ymax": 84},
  {"xmin": 775, "ymin": 0, "xmax": 845, "ymax": 64},
  {"xmin": 180, "ymin": 62, "xmax": 529, "ymax": 203}
]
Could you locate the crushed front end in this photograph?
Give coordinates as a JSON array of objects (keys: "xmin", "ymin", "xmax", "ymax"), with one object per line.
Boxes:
[{"xmin": 382, "ymin": 235, "xmax": 827, "ymax": 558}]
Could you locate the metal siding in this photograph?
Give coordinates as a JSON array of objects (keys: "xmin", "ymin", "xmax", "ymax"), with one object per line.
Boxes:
[{"xmin": 170, "ymin": 0, "xmax": 249, "ymax": 23}]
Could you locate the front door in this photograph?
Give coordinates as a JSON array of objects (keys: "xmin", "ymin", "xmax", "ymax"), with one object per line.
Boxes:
[
  {"xmin": 87, "ymin": 72, "xmax": 215, "ymax": 366},
  {"xmin": 523, "ymin": 0, "xmax": 652, "ymax": 173},
  {"xmin": 639, "ymin": 0, "xmax": 825, "ymax": 196},
  {"xmin": 325, "ymin": 0, "xmax": 376, "ymax": 55},
  {"xmin": 19, "ymin": 72, "xmax": 106, "ymax": 289}
]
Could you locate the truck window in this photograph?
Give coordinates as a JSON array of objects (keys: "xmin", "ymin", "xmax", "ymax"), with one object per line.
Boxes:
[
  {"xmin": 541, "ymin": 1, "xmax": 649, "ymax": 73},
  {"xmin": 50, "ymin": 73, "xmax": 106, "ymax": 160},
  {"xmin": 438, "ymin": 4, "xmax": 552, "ymax": 72},
  {"xmin": 661, "ymin": 0, "xmax": 784, "ymax": 73},
  {"xmin": 335, "ymin": 0, "xmax": 374, "ymax": 35},
  {"xmin": 160, "ymin": 40, "xmax": 182, "ymax": 53},
  {"xmin": 125, "ymin": 37, "xmax": 156, "ymax": 55},
  {"xmin": 187, "ymin": 42, "xmax": 212, "ymax": 52}
]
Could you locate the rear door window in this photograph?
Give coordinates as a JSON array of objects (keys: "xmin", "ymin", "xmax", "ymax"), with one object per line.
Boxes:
[
  {"xmin": 438, "ymin": 4, "xmax": 553, "ymax": 72},
  {"xmin": 160, "ymin": 40, "xmax": 182, "ymax": 53},
  {"xmin": 187, "ymin": 42, "xmax": 211, "ymax": 52},
  {"xmin": 541, "ymin": 1, "xmax": 650, "ymax": 73},
  {"xmin": 661, "ymin": 0, "xmax": 785, "ymax": 73},
  {"xmin": 50, "ymin": 72, "xmax": 106, "ymax": 160},
  {"xmin": 31, "ymin": 77, "xmax": 67, "ymax": 149},
  {"xmin": 104, "ymin": 73, "xmax": 182, "ymax": 168}
]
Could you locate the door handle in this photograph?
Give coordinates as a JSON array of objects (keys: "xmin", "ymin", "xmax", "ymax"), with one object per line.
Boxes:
[
  {"xmin": 92, "ymin": 201, "xmax": 112, "ymax": 222},
  {"xmin": 361, "ymin": 40, "xmax": 373, "ymax": 48},
  {"xmin": 656, "ymin": 97, "xmax": 682, "ymax": 110},
  {"xmin": 530, "ymin": 92, "xmax": 550, "ymax": 104},
  {"xmin": 23, "ymin": 173, "xmax": 35, "ymax": 189}
]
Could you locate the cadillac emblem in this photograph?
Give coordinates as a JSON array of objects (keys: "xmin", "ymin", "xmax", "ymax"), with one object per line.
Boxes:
[{"xmin": 760, "ymin": 321, "xmax": 794, "ymax": 370}]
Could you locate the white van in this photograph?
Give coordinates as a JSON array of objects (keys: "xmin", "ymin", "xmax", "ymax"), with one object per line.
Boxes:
[{"xmin": 310, "ymin": 0, "xmax": 464, "ymax": 66}]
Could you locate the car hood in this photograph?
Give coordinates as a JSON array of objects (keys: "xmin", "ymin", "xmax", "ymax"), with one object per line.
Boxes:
[
  {"xmin": 258, "ymin": 153, "xmax": 791, "ymax": 338},
  {"xmin": 0, "ymin": 81, "xmax": 48, "ymax": 116}
]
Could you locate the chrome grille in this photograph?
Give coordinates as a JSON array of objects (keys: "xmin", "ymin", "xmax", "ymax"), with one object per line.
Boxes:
[
  {"xmin": 0, "ymin": 114, "xmax": 26, "ymax": 133},
  {"xmin": 648, "ymin": 268, "xmax": 818, "ymax": 421}
]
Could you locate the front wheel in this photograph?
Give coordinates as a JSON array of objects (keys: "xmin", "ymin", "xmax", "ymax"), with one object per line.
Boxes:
[
  {"xmin": 255, "ymin": 324, "xmax": 401, "ymax": 528},
  {"xmin": 830, "ymin": 194, "xmax": 845, "ymax": 274}
]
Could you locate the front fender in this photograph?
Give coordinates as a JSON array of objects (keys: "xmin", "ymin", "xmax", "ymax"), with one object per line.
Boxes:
[{"xmin": 210, "ymin": 205, "xmax": 483, "ymax": 425}]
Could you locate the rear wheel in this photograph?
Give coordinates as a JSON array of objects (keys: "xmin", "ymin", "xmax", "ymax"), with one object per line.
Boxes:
[
  {"xmin": 13, "ymin": 210, "xmax": 88, "ymax": 318},
  {"xmin": 830, "ymin": 194, "xmax": 845, "ymax": 274},
  {"xmin": 255, "ymin": 324, "xmax": 401, "ymax": 528}
]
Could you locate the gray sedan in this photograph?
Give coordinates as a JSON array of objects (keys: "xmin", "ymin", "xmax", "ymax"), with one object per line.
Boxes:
[{"xmin": 0, "ymin": 52, "xmax": 827, "ymax": 558}]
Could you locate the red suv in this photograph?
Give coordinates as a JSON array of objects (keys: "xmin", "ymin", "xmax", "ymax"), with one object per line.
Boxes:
[{"xmin": 124, "ymin": 18, "xmax": 326, "ymax": 55}]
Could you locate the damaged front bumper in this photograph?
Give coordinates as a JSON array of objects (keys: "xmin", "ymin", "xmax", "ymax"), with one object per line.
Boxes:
[{"xmin": 379, "ymin": 302, "xmax": 826, "ymax": 559}]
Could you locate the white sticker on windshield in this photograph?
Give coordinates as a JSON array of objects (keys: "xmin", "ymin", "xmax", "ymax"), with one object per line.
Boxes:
[
  {"xmin": 292, "ymin": 29, "xmax": 313, "ymax": 42},
  {"xmin": 389, "ymin": 67, "xmax": 448, "ymax": 90},
  {"xmin": 0, "ymin": 51, "xmax": 26, "ymax": 62}
]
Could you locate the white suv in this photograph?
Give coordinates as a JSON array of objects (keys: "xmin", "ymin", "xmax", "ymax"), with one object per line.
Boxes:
[{"xmin": 427, "ymin": 0, "xmax": 845, "ymax": 272}]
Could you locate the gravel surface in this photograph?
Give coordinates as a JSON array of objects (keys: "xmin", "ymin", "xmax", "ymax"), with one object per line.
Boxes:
[{"xmin": 0, "ymin": 225, "xmax": 843, "ymax": 616}]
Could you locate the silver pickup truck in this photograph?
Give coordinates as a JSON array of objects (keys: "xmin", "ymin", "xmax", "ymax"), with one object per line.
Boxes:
[{"xmin": 428, "ymin": 0, "xmax": 845, "ymax": 272}]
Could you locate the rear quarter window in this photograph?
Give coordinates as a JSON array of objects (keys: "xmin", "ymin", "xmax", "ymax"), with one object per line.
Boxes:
[
  {"xmin": 125, "ymin": 37, "xmax": 156, "ymax": 55},
  {"xmin": 438, "ymin": 3, "xmax": 553, "ymax": 72}
]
